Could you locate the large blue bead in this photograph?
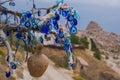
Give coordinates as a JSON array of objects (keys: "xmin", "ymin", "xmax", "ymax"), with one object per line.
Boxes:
[
  {"xmin": 26, "ymin": 12, "xmax": 32, "ymax": 18},
  {"xmin": 70, "ymin": 27, "xmax": 77, "ymax": 34},
  {"xmin": 41, "ymin": 26, "xmax": 49, "ymax": 34},
  {"xmin": 6, "ymin": 71, "xmax": 11, "ymax": 78},
  {"xmin": 59, "ymin": 30, "xmax": 64, "ymax": 38},
  {"xmin": 11, "ymin": 63, "xmax": 17, "ymax": 70}
]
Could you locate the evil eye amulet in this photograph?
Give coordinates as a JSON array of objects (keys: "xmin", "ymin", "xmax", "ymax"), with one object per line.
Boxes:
[
  {"xmin": 41, "ymin": 26, "xmax": 49, "ymax": 34},
  {"xmin": 70, "ymin": 27, "xmax": 77, "ymax": 34},
  {"xmin": 54, "ymin": 13, "xmax": 60, "ymax": 21},
  {"xmin": 26, "ymin": 12, "xmax": 32, "ymax": 18},
  {"xmin": 25, "ymin": 21, "xmax": 31, "ymax": 27},
  {"xmin": 67, "ymin": 15, "xmax": 74, "ymax": 21},
  {"xmin": 62, "ymin": 10, "xmax": 69, "ymax": 17},
  {"xmin": 70, "ymin": 18, "xmax": 78, "ymax": 26},
  {"xmin": 6, "ymin": 71, "xmax": 11, "ymax": 78},
  {"xmin": 16, "ymin": 33, "xmax": 22, "ymax": 39}
]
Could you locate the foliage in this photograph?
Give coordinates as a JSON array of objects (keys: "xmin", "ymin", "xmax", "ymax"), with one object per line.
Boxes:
[
  {"xmin": 70, "ymin": 34, "xmax": 89, "ymax": 48},
  {"xmin": 90, "ymin": 38, "xmax": 101, "ymax": 60}
]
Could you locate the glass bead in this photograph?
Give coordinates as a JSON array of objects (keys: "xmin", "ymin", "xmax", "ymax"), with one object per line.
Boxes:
[
  {"xmin": 54, "ymin": 13, "xmax": 60, "ymax": 21},
  {"xmin": 38, "ymin": 10, "xmax": 41, "ymax": 16},
  {"xmin": 26, "ymin": 12, "xmax": 32, "ymax": 18},
  {"xmin": 67, "ymin": 15, "xmax": 74, "ymax": 21},
  {"xmin": 39, "ymin": 36, "xmax": 43, "ymax": 43},
  {"xmin": 70, "ymin": 27, "xmax": 77, "ymax": 34},
  {"xmin": 25, "ymin": 21, "xmax": 31, "ymax": 27},
  {"xmin": 41, "ymin": 26, "xmax": 49, "ymax": 34},
  {"xmin": 55, "ymin": 37, "xmax": 59, "ymax": 44},
  {"xmin": 6, "ymin": 71, "xmax": 11, "ymax": 78},
  {"xmin": 70, "ymin": 18, "xmax": 78, "ymax": 26},
  {"xmin": 16, "ymin": 33, "xmax": 22, "ymax": 39},
  {"xmin": 64, "ymin": 37, "xmax": 71, "ymax": 44},
  {"xmin": 62, "ymin": 10, "xmax": 69, "ymax": 17}
]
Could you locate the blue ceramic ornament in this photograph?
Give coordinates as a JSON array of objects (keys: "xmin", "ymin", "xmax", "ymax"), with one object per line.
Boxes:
[
  {"xmin": 58, "ymin": 30, "xmax": 64, "ymax": 38},
  {"xmin": 41, "ymin": 26, "xmax": 49, "ymax": 34},
  {"xmin": 6, "ymin": 71, "xmax": 11, "ymax": 78},
  {"xmin": 70, "ymin": 27, "xmax": 77, "ymax": 34},
  {"xmin": 55, "ymin": 37, "xmax": 59, "ymax": 44},
  {"xmin": 64, "ymin": 37, "xmax": 71, "ymax": 44},
  {"xmin": 63, "ymin": 44, "xmax": 69, "ymax": 50},
  {"xmin": 67, "ymin": 15, "xmax": 74, "ymax": 21},
  {"xmin": 62, "ymin": 10, "xmax": 69, "ymax": 17},
  {"xmin": 54, "ymin": 13, "xmax": 60, "ymax": 21},
  {"xmin": 11, "ymin": 63, "xmax": 17, "ymax": 70},
  {"xmin": 26, "ymin": 12, "xmax": 32, "ymax": 18},
  {"xmin": 53, "ymin": 21, "xmax": 59, "ymax": 30},
  {"xmin": 16, "ymin": 33, "xmax": 22, "ymax": 39},
  {"xmin": 70, "ymin": 18, "xmax": 78, "ymax": 26},
  {"xmin": 25, "ymin": 21, "xmax": 31, "ymax": 27}
]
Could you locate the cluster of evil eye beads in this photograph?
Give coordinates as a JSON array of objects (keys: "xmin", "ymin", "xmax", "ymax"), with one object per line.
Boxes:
[{"xmin": 5, "ymin": 0, "xmax": 79, "ymax": 78}]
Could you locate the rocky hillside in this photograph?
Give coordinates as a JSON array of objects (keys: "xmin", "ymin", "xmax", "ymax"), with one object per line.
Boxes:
[{"xmin": 78, "ymin": 21, "xmax": 120, "ymax": 55}]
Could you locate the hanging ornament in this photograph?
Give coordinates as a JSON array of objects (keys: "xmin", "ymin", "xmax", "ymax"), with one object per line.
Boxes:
[
  {"xmin": 70, "ymin": 27, "xmax": 77, "ymax": 34},
  {"xmin": 61, "ymin": 10, "xmax": 69, "ymax": 17},
  {"xmin": 16, "ymin": 33, "xmax": 22, "ymax": 39},
  {"xmin": 53, "ymin": 21, "xmax": 59, "ymax": 30},
  {"xmin": 54, "ymin": 13, "xmax": 60, "ymax": 21},
  {"xmin": 39, "ymin": 36, "xmax": 44, "ymax": 43},
  {"xmin": 41, "ymin": 26, "xmax": 49, "ymax": 34},
  {"xmin": 67, "ymin": 15, "xmax": 74, "ymax": 21},
  {"xmin": 25, "ymin": 21, "xmax": 31, "ymax": 27},
  {"xmin": 70, "ymin": 18, "xmax": 78, "ymax": 26},
  {"xmin": 58, "ymin": 30, "xmax": 64, "ymax": 38},
  {"xmin": 10, "ymin": 62, "xmax": 17, "ymax": 70},
  {"xmin": 26, "ymin": 12, "xmax": 32, "ymax": 18},
  {"xmin": 6, "ymin": 71, "xmax": 11, "ymax": 78},
  {"xmin": 55, "ymin": 37, "xmax": 60, "ymax": 44}
]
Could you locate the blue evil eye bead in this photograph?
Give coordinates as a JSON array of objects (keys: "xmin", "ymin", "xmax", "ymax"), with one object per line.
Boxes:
[
  {"xmin": 58, "ymin": 30, "xmax": 64, "ymax": 38},
  {"xmin": 63, "ymin": 44, "xmax": 69, "ymax": 50},
  {"xmin": 16, "ymin": 33, "xmax": 22, "ymax": 39},
  {"xmin": 70, "ymin": 27, "xmax": 77, "ymax": 34},
  {"xmin": 25, "ymin": 21, "xmax": 31, "ymax": 27},
  {"xmin": 55, "ymin": 37, "xmax": 59, "ymax": 44},
  {"xmin": 41, "ymin": 26, "xmax": 49, "ymax": 34},
  {"xmin": 64, "ymin": 37, "xmax": 71, "ymax": 44},
  {"xmin": 33, "ymin": 24, "xmax": 37, "ymax": 29},
  {"xmin": 26, "ymin": 12, "xmax": 32, "ymax": 18},
  {"xmin": 11, "ymin": 63, "xmax": 17, "ymax": 70},
  {"xmin": 62, "ymin": 10, "xmax": 69, "ymax": 17},
  {"xmin": 53, "ymin": 21, "xmax": 59, "ymax": 30},
  {"xmin": 49, "ymin": 24, "xmax": 52, "ymax": 31},
  {"xmin": 20, "ymin": 17, "xmax": 26, "ymax": 24},
  {"xmin": 31, "ymin": 18, "xmax": 35, "ymax": 23},
  {"xmin": 53, "ymin": 13, "xmax": 60, "ymax": 21},
  {"xmin": 69, "ymin": 44, "xmax": 73, "ymax": 52},
  {"xmin": 70, "ymin": 18, "xmax": 78, "ymax": 26},
  {"xmin": 67, "ymin": 15, "xmax": 74, "ymax": 21},
  {"xmin": 6, "ymin": 71, "xmax": 11, "ymax": 78}
]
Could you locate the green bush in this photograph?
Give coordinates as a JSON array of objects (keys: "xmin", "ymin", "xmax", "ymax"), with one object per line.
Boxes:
[
  {"xmin": 90, "ymin": 38, "xmax": 101, "ymax": 60},
  {"xmin": 70, "ymin": 34, "xmax": 89, "ymax": 48}
]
